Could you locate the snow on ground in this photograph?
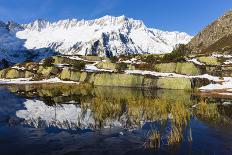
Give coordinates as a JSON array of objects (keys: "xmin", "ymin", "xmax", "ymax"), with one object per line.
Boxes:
[
  {"xmin": 224, "ymin": 59, "xmax": 232, "ymax": 65},
  {"xmin": 0, "ymin": 77, "xmax": 77, "ymax": 84},
  {"xmin": 212, "ymin": 54, "xmax": 232, "ymax": 58},
  {"xmin": 85, "ymin": 62, "xmax": 114, "ymax": 72},
  {"xmin": 12, "ymin": 66, "xmax": 26, "ymax": 70},
  {"xmin": 187, "ymin": 58, "xmax": 205, "ymax": 65}
]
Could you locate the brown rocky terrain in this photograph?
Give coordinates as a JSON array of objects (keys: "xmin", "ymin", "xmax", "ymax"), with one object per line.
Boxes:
[{"xmin": 189, "ymin": 10, "xmax": 232, "ymax": 54}]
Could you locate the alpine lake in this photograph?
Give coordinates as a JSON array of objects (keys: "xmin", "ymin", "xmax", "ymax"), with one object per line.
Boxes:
[{"xmin": 0, "ymin": 83, "xmax": 231, "ymax": 155}]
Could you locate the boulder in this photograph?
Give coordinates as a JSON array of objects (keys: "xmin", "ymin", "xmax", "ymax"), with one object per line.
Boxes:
[
  {"xmin": 157, "ymin": 77, "xmax": 192, "ymax": 90},
  {"xmin": 93, "ymin": 73, "xmax": 144, "ymax": 87},
  {"xmin": 198, "ymin": 56, "xmax": 220, "ymax": 66},
  {"xmin": 59, "ymin": 68, "xmax": 71, "ymax": 80},
  {"xmin": 154, "ymin": 62, "xmax": 202, "ymax": 75},
  {"xmin": 176, "ymin": 62, "xmax": 201, "ymax": 75},
  {"xmin": 154, "ymin": 63, "xmax": 177, "ymax": 73},
  {"xmin": 80, "ymin": 56, "xmax": 102, "ymax": 61},
  {"xmin": 5, "ymin": 69, "xmax": 25, "ymax": 79},
  {"xmin": 38, "ymin": 66, "xmax": 60, "ymax": 78},
  {"xmin": 143, "ymin": 77, "xmax": 158, "ymax": 88},
  {"xmin": 0, "ymin": 69, "xmax": 7, "ymax": 78},
  {"xmin": 96, "ymin": 61, "xmax": 117, "ymax": 71}
]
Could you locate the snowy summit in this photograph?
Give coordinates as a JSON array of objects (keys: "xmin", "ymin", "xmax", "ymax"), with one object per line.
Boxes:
[{"xmin": 0, "ymin": 15, "xmax": 192, "ymax": 62}]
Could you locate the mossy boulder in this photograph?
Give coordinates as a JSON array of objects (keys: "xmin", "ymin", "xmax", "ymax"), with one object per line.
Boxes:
[
  {"xmin": 59, "ymin": 68, "xmax": 71, "ymax": 80},
  {"xmin": 80, "ymin": 56, "xmax": 102, "ymax": 61},
  {"xmin": 59, "ymin": 68, "xmax": 87, "ymax": 82},
  {"xmin": 154, "ymin": 62, "xmax": 202, "ymax": 75},
  {"xmin": 198, "ymin": 56, "xmax": 220, "ymax": 66},
  {"xmin": 38, "ymin": 66, "xmax": 60, "ymax": 78},
  {"xmin": 96, "ymin": 61, "xmax": 117, "ymax": 71},
  {"xmin": 25, "ymin": 71, "xmax": 34, "ymax": 78},
  {"xmin": 5, "ymin": 69, "xmax": 25, "ymax": 79},
  {"xmin": 93, "ymin": 73, "xmax": 144, "ymax": 87},
  {"xmin": 143, "ymin": 77, "xmax": 158, "ymax": 88},
  {"xmin": 157, "ymin": 77, "xmax": 192, "ymax": 90},
  {"xmin": 154, "ymin": 63, "xmax": 177, "ymax": 72},
  {"xmin": 176, "ymin": 62, "xmax": 201, "ymax": 75},
  {"xmin": 0, "ymin": 69, "xmax": 7, "ymax": 78}
]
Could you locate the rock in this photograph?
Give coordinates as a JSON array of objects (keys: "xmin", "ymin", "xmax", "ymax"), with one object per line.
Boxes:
[
  {"xmin": 96, "ymin": 61, "xmax": 117, "ymax": 71},
  {"xmin": 38, "ymin": 66, "xmax": 60, "ymax": 78},
  {"xmin": 70, "ymin": 71, "xmax": 81, "ymax": 81},
  {"xmin": 93, "ymin": 73, "xmax": 144, "ymax": 87},
  {"xmin": 191, "ymin": 78, "xmax": 211, "ymax": 88},
  {"xmin": 25, "ymin": 71, "xmax": 34, "ymax": 78},
  {"xmin": 154, "ymin": 62, "xmax": 202, "ymax": 75},
  {"xmin": 5, "ymin": 69, "xmax": 25, "ymax": 79},
  {"xmin": 176, "ymin": 62, "xmax": 201, "ymax": 75},
  {"xmin": 198, "ymin": 56, "xmax": 220, "ymax": 66},
  {"xmin": 155, "ymin": 63, "xmax": 177, "ymax": 73},
  {"xmin": 143, "ymin": 77, "xmax": 158, "ymax": 88},
  {"xmin": 80, "ymin": 56, "xmax": 102, "ymax": 61},
  {"xmin": 157, "ymin": 77, "xmax": 192, "ymax": 90},
  {"xmin": 189, "ymin": 11, "xmax": 232, "ymax": 53},
  {"xmin": 0, "ymin": 69, "xmax": 7, "ymax": 78},
  {"xmin": 59, "ymin": 68, "xmax": 71, "ymax": 80}
]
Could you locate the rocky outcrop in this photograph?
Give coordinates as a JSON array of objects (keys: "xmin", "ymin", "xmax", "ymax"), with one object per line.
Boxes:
[{"xmin": 154, "ymin": 62, "xmax": 203, "ymax": 75}]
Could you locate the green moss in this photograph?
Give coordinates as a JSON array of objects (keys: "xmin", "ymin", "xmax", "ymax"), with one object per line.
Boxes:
[
  {"xmin": 198, "ymin": 56, "xmax": 220, "ymax": 66},
  {"xmin": 70, "ymin": 71, "xmax": 81, "ymax": 81},
  {"xmin": 157, "ymin": 77, "xmax": 192, "ymax": 90},
  {"xmin": 143, "ymin": 77, "xmax": 158, "ymax": 88},
  {"xmin": 80, "ymin": 56, "xmax": 102, "ymax": 61},
  {"xmin": 25, "ymin": 71, "xmax": 34, "ymax": 78}
]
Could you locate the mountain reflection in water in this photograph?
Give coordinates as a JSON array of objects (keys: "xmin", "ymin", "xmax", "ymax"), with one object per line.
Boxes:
[{"xmin": 0, "ymin": 84, "xmax": 232, "ymax": 155}]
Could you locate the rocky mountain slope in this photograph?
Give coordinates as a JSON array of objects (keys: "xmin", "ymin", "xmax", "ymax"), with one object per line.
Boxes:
[
  {"xmin": 189, "ymin": 11, "xmax": 232, "ymax": 54},
  {"xmin": 0, "ymin": 15, "xmax": 191, "ymax": 63}
]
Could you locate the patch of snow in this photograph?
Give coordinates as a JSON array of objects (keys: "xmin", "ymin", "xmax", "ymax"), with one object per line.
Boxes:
[
  {"xmin": 12, "ymin": 66, "xmax": 26, "ymax": 70},
  {"xmin": 224, "ymin": 59, "xmax": 232, "ymax": 65},
  {"xmin": 187, "ymin": 58, "xmax": 205, "ymax": 65},
  {"xmin": 0, "ymin": 77, "xmax": 78, "ymax": 84},
  {"xmin": 212, "ymin": 54, "xmax": 232, "ymax": 58},
  {"xmin": 85, "ymin": 62, "xmax": 114, "ymax": 72}
]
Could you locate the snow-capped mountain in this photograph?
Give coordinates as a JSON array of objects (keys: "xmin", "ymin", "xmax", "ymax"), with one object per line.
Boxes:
[{"xmin": 0, "ymin": 15, "xmax": 192, "ymax": 63}]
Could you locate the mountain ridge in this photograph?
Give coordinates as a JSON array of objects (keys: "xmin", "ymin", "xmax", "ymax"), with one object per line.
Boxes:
[{"xmin": 0, "ymin": 15, "xmax": 192, "ymax": 63}]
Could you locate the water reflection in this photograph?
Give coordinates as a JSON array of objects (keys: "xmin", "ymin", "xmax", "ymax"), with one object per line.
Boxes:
[{"xmin": 1, "ymin": 84, "xmax": 232, "ymax": 154}]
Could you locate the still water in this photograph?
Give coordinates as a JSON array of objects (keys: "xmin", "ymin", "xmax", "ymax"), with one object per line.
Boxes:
[{"xmin": 0, "ymin": 84, "xmax": 231, "ymax": 155}]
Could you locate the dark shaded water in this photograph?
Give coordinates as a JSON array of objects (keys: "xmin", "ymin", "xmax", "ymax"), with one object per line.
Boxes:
[{"xmin": 0, "ymin": 84, "xmax": 231, "ymax": 155}]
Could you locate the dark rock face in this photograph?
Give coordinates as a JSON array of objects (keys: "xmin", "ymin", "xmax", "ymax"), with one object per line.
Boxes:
[{"xmin": 189, "ymin": 11, "xmax": 232, "ymax": 53}]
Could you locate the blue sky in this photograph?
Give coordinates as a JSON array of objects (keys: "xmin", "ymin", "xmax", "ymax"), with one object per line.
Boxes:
[{"xmin": 0, "ymin": 0, "xmax": 231, "ymax": 35}]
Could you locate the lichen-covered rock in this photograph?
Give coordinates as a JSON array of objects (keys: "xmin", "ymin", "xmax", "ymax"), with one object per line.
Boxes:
[
  {"xmin": 59, "ymin": 68, "xmax": 71, "ymax": 80},
  {"xmin": 80, "ymin": 56, "xmax": 102, "ymax": 61},
  {"xmin": 154, "ymin": 63, "xmax": 177, "ymax": 72},
  {"xmin": 5, "ymin": 69, "xmax": 25, "ymax": 79},
  {"xmin": 157, "ymin": 77, "xmax": 192, "ymax": 90},
  {"xmin": 70, "ymin": 71, "xmax": 81, "ymax": 81},
  {"xmin": 79, "ymin": 72, "xmax": 88, "ymax": 82},
  {"xmin": 154, "ymin": 62, "xmax": 202, "ymax": 75},
  {"xmin": 25, "ymin": 71, "xmax": 34, "ymax": 78},
  {"xmin": 93, "ymin": 73, "xmax": 144, "ymax": 87},
  {"xmin": 96, "ymin": 61, "xmax": 117, "ymax": 71},
  {"xmin": 198, "ymin": 56, "xmax": 220, "ymax": 66},
  {"xmin": 143, "ymin": 77, "xmax": 158, "ymax": 88},
  {"xmin": 0, "ymin": 69, "xmax": 7, "ymax": 78},
  {"xmin": 38, "ymin": 66, "xmax": 60, "ymax": 78},
  {"xmin": 176, "ymin": 62, "xmax": 201, "ymax": 75}
]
